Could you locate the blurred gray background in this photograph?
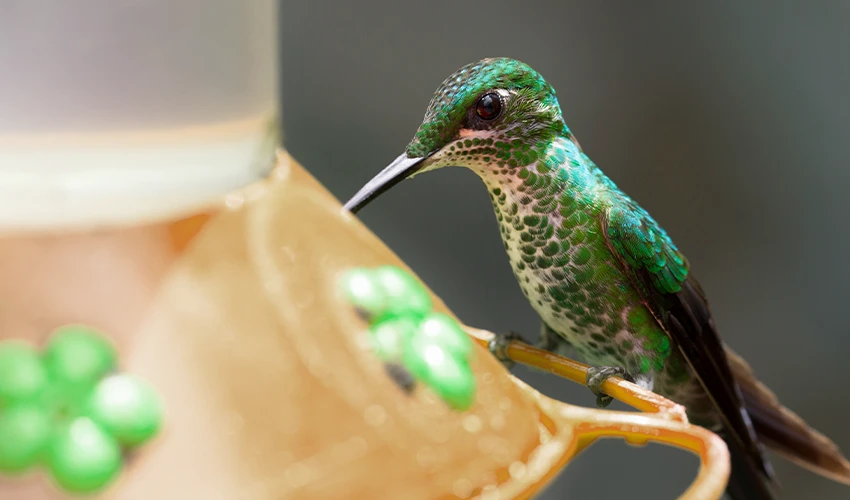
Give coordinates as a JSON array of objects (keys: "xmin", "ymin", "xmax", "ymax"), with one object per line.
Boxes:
[{"xmin": 279, "ymin": 2, "xmax": 850, "ymax": 498}]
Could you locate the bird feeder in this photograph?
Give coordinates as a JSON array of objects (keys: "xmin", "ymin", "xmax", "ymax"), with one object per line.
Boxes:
[{"xmin": 0, "ymin": 2, "xmax": 730, "ymax": 499}]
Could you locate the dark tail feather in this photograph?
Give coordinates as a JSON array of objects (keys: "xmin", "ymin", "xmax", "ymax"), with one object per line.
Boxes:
[
  {"xmin": 720, "ymin": 429, "xmax": 778, "ymax": 500},
  {"xmin": 726, "ymin": 348, "xmax": 850, "ymax": 486}
]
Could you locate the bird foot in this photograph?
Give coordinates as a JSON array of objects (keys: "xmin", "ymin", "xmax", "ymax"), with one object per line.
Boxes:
[
  {"xmin": 487, "ymin": 330, "xmax": 526, "ymax": 370},
  {"xmin": 586, "ymin": 366, "xmax": 634, "ymax": 408}
]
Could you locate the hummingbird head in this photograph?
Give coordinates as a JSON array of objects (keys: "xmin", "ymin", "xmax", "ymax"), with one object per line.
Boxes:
[{"xmin": 344, "ymin": 57, "xmax": 571, "ymax": 213}]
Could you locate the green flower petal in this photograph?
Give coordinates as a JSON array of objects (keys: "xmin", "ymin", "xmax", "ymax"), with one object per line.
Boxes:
[
  {"xmin": 0, "ymin": 340, "xmax": 48, "ymax": 404},
  {"xmin": 401, "ymin": 334, "xmax": 432, "ymax": 383},
  {"xmin": 369, "ymin": 316, "xmax": 418, "ymax": 361},
  {"xmin": 44, "ymin": 325, "xmax": 117, "ymax": 387},
  {"xmin": 417, "ymin": 313, "xmax": 473, "ymax": 361},
  {"xmin": 0, "ymin": 404, "xmax": 51, "ymax": 473},
  {"xmin": 340, "ymin": 268, "xmax": 387, "ymax": 318},
  {"xmin": 374, "ymin": 266, "xmax": 432, "ymax": 318},
  {"xmin": 405, "ymin": 336, "xmax": 476, "ymax": 411},
  {"xmin": 425, "ymin": 353, "xmax": 477, "ymax": 411},
  {"xmin": 48, "ymin": 417, "xmax": 122, "ymax": 494},
  {"xmin": 86, "ymin": 374, "xmax": 163, "ymax": 448}
]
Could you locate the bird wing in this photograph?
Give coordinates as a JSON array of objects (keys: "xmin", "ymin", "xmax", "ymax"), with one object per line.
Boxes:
[{"xmin": 601, "ymin": 198, "xmax": 775, "ymax": 484}]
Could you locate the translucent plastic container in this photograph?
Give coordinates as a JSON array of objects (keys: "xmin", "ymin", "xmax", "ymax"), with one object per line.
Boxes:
[{"xmin": 0, "ymin": 0, "xmax": 279, "ymax": 232}]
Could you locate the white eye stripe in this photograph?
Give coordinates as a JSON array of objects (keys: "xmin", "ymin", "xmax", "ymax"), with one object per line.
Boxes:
[{"xmin": 458, "ymin": 129, "xmax": 500, "ymax": 139}]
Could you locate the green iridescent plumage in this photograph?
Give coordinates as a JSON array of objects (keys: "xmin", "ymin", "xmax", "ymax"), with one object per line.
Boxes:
[
  {"xmin": 606, "ymin": 199, "xmax": 689, "ymax": 295},
  {"xmin": 345, "ymin": 57, "xmax": 850, "ymax": 500},
  {"xmin": 406, "ymin": 58, "xmax": 566, "ymax": 159}
]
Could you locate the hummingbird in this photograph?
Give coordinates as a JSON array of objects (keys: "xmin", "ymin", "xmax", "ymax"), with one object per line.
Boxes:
[{"xmin": 343, "ymin": 58, "xmax": 850, "ymax": 499}]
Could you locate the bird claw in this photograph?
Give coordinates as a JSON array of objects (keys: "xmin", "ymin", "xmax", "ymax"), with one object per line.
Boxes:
[
  {"xmin": 586, "ymin": 366, "xmax": 634, "ymax": 408},
  {"xmin": 488, "ymin": 330, "xmax": 525, "ymax": 370}
]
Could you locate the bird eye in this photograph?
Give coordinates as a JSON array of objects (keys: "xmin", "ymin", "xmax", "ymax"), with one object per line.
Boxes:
[{"xmin": 475, "ymin": 92, "xmax": 502, "ymax": 120}]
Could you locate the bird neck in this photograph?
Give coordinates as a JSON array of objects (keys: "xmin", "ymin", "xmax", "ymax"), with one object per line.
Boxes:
[{"xmin": 476, "ymin": 135, "xmax": 611, "ymax": 220}]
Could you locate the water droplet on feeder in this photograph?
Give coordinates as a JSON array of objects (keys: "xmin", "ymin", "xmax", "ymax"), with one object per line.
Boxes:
[
  {"xmin": 509, "ymin": 460, "xmax": 527, "ymax": 479},
  {"xmin": 363, "ymin": 404, "xmax": 386, "ymax": 427},
  {"xmin": 462, "ymin": 414, "xmax": 482, "ymax": 434}
]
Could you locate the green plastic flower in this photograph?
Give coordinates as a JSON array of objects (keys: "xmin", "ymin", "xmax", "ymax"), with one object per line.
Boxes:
[
  {"xmin": 0, "ymin": 325, "xmax": 163, "ymax": 494},
  {"xmin": 340, "ymin": 266, "xmax": 477, "ymax": 411},
  {"xmin": 341, "ymin": 265, "xmax": 433, "ymax": 321}
]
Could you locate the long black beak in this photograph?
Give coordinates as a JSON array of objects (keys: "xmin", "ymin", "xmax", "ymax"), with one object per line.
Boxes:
[{"xmin": 343, "ymin": 153, "xmax": 428, "ymax": 213}]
